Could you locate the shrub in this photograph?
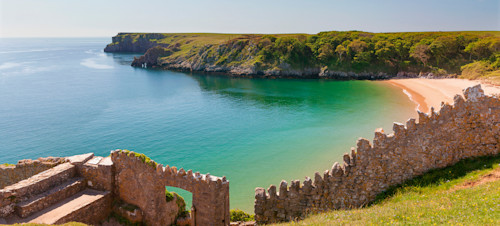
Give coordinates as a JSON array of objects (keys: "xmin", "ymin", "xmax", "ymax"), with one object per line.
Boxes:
[
  {"xmin": 460, "ymin": 61, "xmax": 492, "ymax": 79},
  {"xmin": 230, "ymin": 209, "xmax": 254, "ymax": 222},
  {"xmin": 165, "ymin": 189, "xmax": 174, "ymax": 202}
]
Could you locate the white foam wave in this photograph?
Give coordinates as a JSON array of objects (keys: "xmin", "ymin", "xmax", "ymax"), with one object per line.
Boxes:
[
  {"xmin": 0, "ymin": 48, "xmax": 65, "ymax": 54},
  {"xmin": 0, "ymin": 62, "xmax": 22, "ymax": 70},
  {"xmin": 21, "ymin": 66, "xmax": 56, "ymax": 74},
  {"xmin": 80, "ymin": 58, "xmax": 113, "ymax": 69},
  {"xmin": 402, "ymin": 89, "xmax": 421, "ymax": 112}
]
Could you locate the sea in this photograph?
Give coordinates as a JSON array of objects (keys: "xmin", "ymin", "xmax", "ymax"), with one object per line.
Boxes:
[{"xmin": 0, "ymin": 38, "xmax": 416, "ymax": 212}]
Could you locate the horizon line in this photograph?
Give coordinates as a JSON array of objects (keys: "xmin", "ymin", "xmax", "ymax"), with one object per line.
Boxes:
[{"xmin": 2, "ymin": 30, "xmax": 499, "ymax": 39}]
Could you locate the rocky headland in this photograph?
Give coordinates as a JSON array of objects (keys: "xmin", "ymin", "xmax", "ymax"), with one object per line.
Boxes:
[{"xmin": 104, "ymin": 31, "xmax": 500, "ymax": 80}]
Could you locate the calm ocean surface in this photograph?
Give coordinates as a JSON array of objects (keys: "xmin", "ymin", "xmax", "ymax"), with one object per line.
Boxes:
[{"xmin": 0, "ymin": 38, "xmax": 416, "ymax": 212}]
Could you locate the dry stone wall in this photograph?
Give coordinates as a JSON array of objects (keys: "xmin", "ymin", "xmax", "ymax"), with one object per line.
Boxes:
[
  {"xmin": 254, "ymin": 85, "xmax": 500, "ymax": 224},
  {"xmin": 0, "ymin": 157, "xmax": 66, "ymax": 189}
]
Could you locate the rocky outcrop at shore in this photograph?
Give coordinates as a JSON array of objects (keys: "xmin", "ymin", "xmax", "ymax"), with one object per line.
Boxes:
[
  {"xmin": 131, "ymin": 48, "xmax": 394, "ymax": 79},
  {"xmin": 157, "ymin": 62, "xmax": 394, "ymax": 79}
]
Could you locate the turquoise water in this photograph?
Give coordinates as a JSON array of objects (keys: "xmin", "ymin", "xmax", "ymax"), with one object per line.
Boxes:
[{"xmin": 0, "ymin": 38, "xmax": 416, "ymax": 212}]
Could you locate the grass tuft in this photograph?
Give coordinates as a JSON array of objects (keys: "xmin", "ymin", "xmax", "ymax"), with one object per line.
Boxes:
[{"xmin": 120, "ymin": 150, "xmax": 158, "ymax": 168}]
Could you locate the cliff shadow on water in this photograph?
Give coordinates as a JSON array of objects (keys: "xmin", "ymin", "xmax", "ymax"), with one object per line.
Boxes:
[{"xmin": 187, "ymin": 72, "xmax": 404, "ymax": 110}]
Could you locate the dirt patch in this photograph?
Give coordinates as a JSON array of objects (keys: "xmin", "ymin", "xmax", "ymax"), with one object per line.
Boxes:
[{"xmin": 453, "ymin": 167, "xmax": 500, "ymax": 191}]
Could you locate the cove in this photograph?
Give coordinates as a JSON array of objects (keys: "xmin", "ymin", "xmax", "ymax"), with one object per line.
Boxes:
[{"xmin": 0, "ymin": 38, "xmax": 416, "ymax": 212}]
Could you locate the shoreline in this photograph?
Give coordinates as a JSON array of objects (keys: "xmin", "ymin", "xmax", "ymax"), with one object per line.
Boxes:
[{"xmin": 383, "ymin": 78, "xmax": 500, "ymax": 114}]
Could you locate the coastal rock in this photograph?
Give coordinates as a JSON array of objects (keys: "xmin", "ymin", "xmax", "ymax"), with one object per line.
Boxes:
[
  {"xmin": 131, "ymin": 46, "xmax": 173, "ymax": 68},
  {"xmin": 104, "ymin": 33, "xmax": 169, "ymax": 53}
]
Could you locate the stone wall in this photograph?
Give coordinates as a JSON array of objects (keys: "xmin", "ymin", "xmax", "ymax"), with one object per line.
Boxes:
[
  {"xmin": 0, "ymin": 157, "xmax": 66, "ymax": 189},
  {"xmin": 254, "ymin": 85, "xmax": 500, "ymax": 224},
  {"xmin": 111, "ymin": 150, "xmax": 230, "ymax": 226},
  {"xmin": 79, "ymin": 156, "xmax": 114, "ymax": 191}
]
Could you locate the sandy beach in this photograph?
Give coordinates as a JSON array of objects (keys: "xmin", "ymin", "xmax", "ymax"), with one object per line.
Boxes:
[{"xmin": 385, "ymin": 78, "xmax": 500, "ymax": 113}]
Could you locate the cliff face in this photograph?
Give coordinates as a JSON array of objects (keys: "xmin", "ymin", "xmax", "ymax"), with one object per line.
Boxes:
[
  {"xmin": 105, "ymin": 31, "xmax": 500, "ymax": 79},
  {"xmin": 105, "ymin": 33, "xmax": 394, "ymax": 79},
  {"xmin": 104, "ymin": 33, "xmax": 169, "ymax": 53},
  {"xmin": 127, "ymin": 36, "xmax": 391, "ymax": 79}
]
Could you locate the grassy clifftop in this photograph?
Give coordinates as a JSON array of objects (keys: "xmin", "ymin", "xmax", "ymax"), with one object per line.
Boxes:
[{"xmin": 105, "ymin": 31, "xmax": 500, "ymax": 81}]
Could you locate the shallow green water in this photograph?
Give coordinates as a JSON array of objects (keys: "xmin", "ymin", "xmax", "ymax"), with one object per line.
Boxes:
[{"xmin": 0, "ymin": 38, "xmax": 416, "ymax": 212}]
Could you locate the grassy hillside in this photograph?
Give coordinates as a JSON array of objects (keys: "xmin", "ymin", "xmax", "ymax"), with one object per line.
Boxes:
[
  {"xmin": 273, "ymin": 155, "xmax": 500, "ymax": 225},
  {"xmin": 106, "ymin": 31, "xmax": 500, "ymax": 81}
]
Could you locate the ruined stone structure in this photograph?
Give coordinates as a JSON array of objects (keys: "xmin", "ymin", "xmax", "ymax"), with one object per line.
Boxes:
[
  {"xmin": 0, "ymin": 157, "xmax": 66, "ymax": 189},
  {"xmin": 0, "ymin": 151, "xmax": 230, "ymax": 225},
  {"xmin": 112, "ymin": 150, "xmax": 230, "ymax": 226},
  {"xmin": 254, "ymin": 85, "xmax": 500, "ymax": 224}
]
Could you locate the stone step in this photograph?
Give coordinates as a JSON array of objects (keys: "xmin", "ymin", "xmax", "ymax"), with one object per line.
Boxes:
[
  {"xmin": 5, "ymin": 189, "xmax": 112, "ymax": 225},
  {"xmin": 1, "ymin": 163, "xmax": 76, "ymax": 200},
  {"xmin": 15, "ymin": 177, "xmax": 86, "ymax": 218}
]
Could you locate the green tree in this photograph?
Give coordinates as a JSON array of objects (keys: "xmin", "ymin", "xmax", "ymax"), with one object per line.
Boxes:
[
  {"xmin": 335, "ymin": 45, "xmax": 347, "ymax": 62},
  {"xmin": 411, "ymin": 43, "xmax": 431, "ymax": 67}
]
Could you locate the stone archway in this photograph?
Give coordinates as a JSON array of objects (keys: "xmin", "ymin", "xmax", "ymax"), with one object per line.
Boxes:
[
  {"xmin": 163, "ymin": 168, "xmax": 230, "ymax": 226},
  {"xmin": 111, "ymin": 150, "xmax": 230, "ymax": 226}
]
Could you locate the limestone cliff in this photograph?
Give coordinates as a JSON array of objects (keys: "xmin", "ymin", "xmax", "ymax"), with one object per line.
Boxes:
[{"xmin": 104, "ymin": 33, "xmax": 169, "ymax": 53}]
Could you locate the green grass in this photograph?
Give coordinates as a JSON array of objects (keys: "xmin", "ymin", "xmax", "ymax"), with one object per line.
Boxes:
[
  {"xmin": 274, "ymin": 155, "xmax": 500, "ymax": 225},
  {"xmin": 119, "ymin": 150, "xmax": 158, "ymax": 168},
  {"xmin": 0, "ymin": 163, "xmax": 15, "ymax": 167},
  {"xmin": 9, "ymin": 223, "xmax": 87, "ymax": 226}
]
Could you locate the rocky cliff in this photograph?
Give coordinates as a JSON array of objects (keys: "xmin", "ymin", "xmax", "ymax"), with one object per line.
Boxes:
[
  {"xmin": 105, "ymin": 31, "xmax": 500, "ymax": 80},
  {"xmin": 104, "ymin": 33, "xmax": 170, "ymax": 53},
  {"xmin": 127, "ymin": 37, "xmax": 392, "ymax": 79}
]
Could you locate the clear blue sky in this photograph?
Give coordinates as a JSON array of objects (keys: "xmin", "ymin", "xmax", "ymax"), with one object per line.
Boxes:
[{"xmin": 0, "ymin": 0, "xmax": 498, "ymax": 37}]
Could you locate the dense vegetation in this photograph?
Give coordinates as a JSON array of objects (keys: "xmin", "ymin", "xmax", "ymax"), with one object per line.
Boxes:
[
  {"xmin": 308, "ymin": 31, "xmax": 499, "ymax": 76},
  {"xmin": 273, "ymin": 155, "xmax": 500, "ymax": 225},
  {"xmin": 107, "ymin": 31, "xmax": 500, "ymax": 81}
]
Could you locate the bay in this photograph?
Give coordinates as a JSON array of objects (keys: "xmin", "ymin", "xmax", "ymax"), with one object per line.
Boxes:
[{"xmin": 0, "ymin": 38, "xmax": 416, "ymax": 212}]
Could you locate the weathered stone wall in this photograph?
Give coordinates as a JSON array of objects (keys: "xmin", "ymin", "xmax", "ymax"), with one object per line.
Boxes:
[
  {"xmin": 0, "ymin": 157, "xmax": 66, "ymax": 189},
  {"xmin": 80, "ymin": 156, "xmax": 114, "ymax": 191},
  {"xmin": 111, "ymin": 150, "xmax": 230, "ymax": 226},
  {"xmin": 254, "ymin": 85, "xmax": 500, "ymax": 224}
]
